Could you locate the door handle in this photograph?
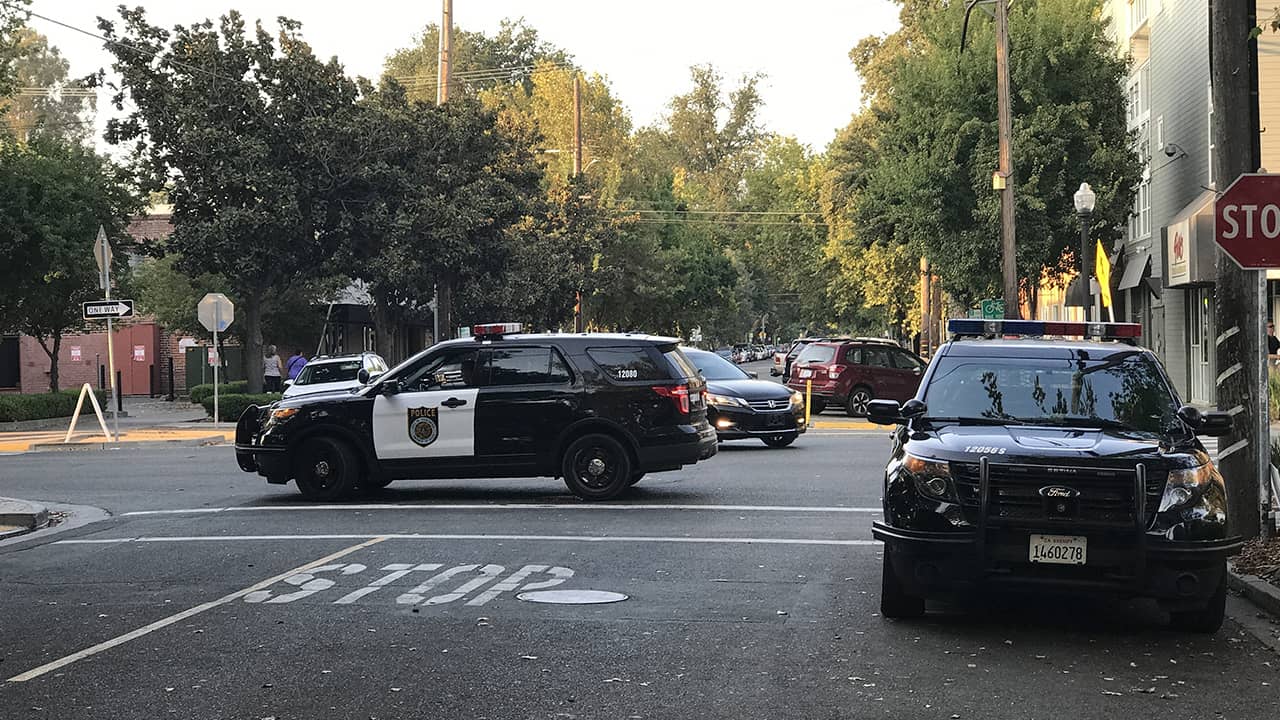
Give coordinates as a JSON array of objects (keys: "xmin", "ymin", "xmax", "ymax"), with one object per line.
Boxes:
[{"xmin": 441, "ymin": 397, "xmax": 468, "ymax": 408}]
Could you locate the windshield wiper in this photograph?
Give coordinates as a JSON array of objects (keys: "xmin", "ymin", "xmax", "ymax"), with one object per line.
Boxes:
[
  {"xmin": 1033, "ymin": 417, "xmax": 1133, "ymax": 431},
  {"xmin": 922, "ymin": 416, "xmax": 1026, "ymax": 426}
]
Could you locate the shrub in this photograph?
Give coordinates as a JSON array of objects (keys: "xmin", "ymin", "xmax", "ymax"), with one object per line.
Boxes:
[
  {"xmin": 0, "ymin": 389, "xmax": 109, "ymax": 423},
  {"xmin": 200, "ymin": 392, "xmax": 280, "ymax": 422},
  {"xmin": 1270, "ymin": 370, "xmax": 1280, "ymax": 423},
  {"xmin": 189, "ymin": 381, "xmax": 248, "ymax": 405}
]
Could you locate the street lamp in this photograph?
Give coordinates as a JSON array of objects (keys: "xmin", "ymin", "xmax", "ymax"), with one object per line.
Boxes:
[{"xmin": 1073, "ymin": 182, "xmax": 1097, "ymax": 320}]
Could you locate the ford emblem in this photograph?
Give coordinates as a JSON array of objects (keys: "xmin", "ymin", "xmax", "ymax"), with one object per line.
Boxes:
[{"xmin": 1039, "ymin": 485, "xmax": 1080, "ymax": 499}]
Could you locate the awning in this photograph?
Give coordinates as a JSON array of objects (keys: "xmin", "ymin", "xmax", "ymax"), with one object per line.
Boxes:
[{"xmin": 1118, "ymin": 252, "xmax": 1152, "ymax": 290}]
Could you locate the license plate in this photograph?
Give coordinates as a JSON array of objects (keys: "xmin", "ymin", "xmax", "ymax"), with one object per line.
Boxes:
[
  {"xmin": 1028, "ymin": 534, "xmax": 1087, "ymax": 565},
  {"xmin": 766, "ymin": 413, "xmax": 789, "ymax": 427},
  {"xmin": 797, "ymin": 369, "xmax": 812, "ymax": 378}
]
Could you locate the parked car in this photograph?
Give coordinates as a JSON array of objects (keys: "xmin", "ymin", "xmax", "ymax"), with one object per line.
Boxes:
[
  {"xmin": 683, "ymin": 348, "xmax": 806, "ymax": 447},
  {"xmin": 784, "ymin": 338, "xmax": 925, "ymax": 416},
  {"xmin": 282, "ymin": 352, "xmax": 389, "ymax": 400}
]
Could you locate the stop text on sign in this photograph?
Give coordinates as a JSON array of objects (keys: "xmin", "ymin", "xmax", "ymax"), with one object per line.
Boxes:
[{"xmin": 1219, "ymin": 204, "xmax": 1280, "ymax": 240}]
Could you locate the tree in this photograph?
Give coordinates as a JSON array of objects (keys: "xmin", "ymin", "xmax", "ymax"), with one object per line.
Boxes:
[
  {"xmin": 845, "ymin": 0, "xmax": 1139, "ymax": 308},
  {"xmin": 0, "ymin": 0, "xmax": 30, "ymax": 107},
  {"xmin": 3, "ymin": 28, "xmax": 95, "ymax": 143},
  {"xmin": 101, "ymin": 10, "xmax": 363, "ymax": 392},
  {"xmin": 0, "ymin": 137, "xmax": 139, "ymax": 391}
]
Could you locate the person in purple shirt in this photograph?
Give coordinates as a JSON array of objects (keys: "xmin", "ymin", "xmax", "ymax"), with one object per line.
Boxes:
[{"xmin": 285, "ymin": 349, "xmax": 308, "ymax": 381}]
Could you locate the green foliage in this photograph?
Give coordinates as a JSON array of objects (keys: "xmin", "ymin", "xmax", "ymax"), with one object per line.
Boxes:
[
  {"xmin": 188, "ymin": 380, "xmax": 249, "ymax": 404},
  {"xmin": 0, "ymin": 0, "xmax": 30, "ymax": 108},
  {"xmin": 0, "ymin": 388, "xmax": 108, "ymax": 423},
  {"xmin": 4, "ymin": 27, "xmax": 96, "ymax": 142},
  {"xmin": 101, "ymin": 9, "xmax": 363, "ymax": 391},
  {"xmin": 1269, "ymin": 369, "xmax": 1280, "ymax": 422},
  {"xmin": 199, "ymin": 392, "xmax": 280, "ymax": 422},
  {"xmin": 842, "ymin": 0, "xmax": 1139, "ymax": 306},
  {"xmin": 0, "ymin": 136, "xmax": 141, "ymax": 391}
]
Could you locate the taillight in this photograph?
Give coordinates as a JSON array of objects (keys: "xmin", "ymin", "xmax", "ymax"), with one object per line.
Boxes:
[
  {"xmin": 828, "ymin": 364, "xmax": 843, "ymax": 380},
  {"xmin": 653, "ymin": 384, "xmax": 691, "ymax": 414}
]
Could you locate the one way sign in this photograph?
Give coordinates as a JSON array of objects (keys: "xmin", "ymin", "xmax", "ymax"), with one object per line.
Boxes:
[{"xmin": 83, "ymin": 300, "xmax": 135, "ymax": 320}]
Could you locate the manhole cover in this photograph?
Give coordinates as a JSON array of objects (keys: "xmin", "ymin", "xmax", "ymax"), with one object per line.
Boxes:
[{"xmin": 517, "ymin": 590, "xmax": 629, "ymax": 605}]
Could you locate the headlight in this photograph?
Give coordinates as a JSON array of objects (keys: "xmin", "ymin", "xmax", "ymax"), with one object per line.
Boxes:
[
  {"xmin": 270, "ymin": 407, "xmax": 300, "ymax": 422},
  {"xmin": 1157, "ymin": 463, "xmax": 1223, "ymax": 512},
  {"xmin": 904, "ymin": 454, "xmax": 954, "ymax": 501},
  {"xmin": 706, "ymin": 392, "xmax": 748, "ymax": 408},
  {"xmin": 790, "ymin": 391, "xmax": 803, "ymax": 407}
]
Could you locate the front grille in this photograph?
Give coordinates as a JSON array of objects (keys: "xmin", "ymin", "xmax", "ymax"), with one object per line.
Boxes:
[
  {"xmin": 952, "ymin": 462, "xmax": 1165, "ymax": 528},
  {"xmin": 746, "ymin": 399, "xmax": 791, "ymax": 412}
]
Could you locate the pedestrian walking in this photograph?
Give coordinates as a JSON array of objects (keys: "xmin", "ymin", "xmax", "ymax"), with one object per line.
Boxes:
[
  {"xmin": 263, "ymin": 344, "xmax": 284, "ymax": 392},
  {"xmin": 285, "ymin": 349, "xmax": 308, "ymax": 380}
]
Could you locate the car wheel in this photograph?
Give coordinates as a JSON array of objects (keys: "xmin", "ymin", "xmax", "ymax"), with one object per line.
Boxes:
[
  {"xmin": 846, "ymin": 386, "xmax": 873, "ymax": 417},
  {"xmin": 562, "ymin": 433, "xmax": 634, "ymax": 501},
  {"xmin": 809, "ymin": 398, "xmax": 827, "ymax": 414},
  {"xmin": 628, "ymin": 472, "xmax": 645, "ymax": 486},
  {"xmin": 1168, "ymin": 575, "xmax": 1226, "ymax": 634},
  {"xmin": 880, "ymin": 551, "xmax": 925, "ymax": 619},
  {"xmin": 294, "ymin": 436, "xmax": 361, "ymax": 501},
  {"xmin": 761, "ymin": 435, "xmax": 796, "ymax": 448}
]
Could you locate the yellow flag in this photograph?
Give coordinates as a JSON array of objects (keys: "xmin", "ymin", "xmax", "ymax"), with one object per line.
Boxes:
[{"xmin": 1095, "ymin": 239, "xmax": 1113, "ymax": 309}]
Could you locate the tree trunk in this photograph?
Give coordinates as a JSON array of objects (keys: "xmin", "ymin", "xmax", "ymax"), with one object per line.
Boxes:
[
  {"xmin": 370, "ymin": 299, "xmax": 399, "ymax": 365},
  {"xmin": 243, "ymin": 291, "xmax": 265, "ymax": 394},
  {"xmin": 36, "ymin": 333, "xmax": 62, "ymax": 393},
  {"xmin": 438, "ymin": 273, "xmax": 455, "ymax": 341}
]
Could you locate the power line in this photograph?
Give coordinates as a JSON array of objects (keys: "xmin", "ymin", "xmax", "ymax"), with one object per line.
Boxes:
[{"xmin": 619, "ymin": 208, "xmax": 824, "ymax": 217}]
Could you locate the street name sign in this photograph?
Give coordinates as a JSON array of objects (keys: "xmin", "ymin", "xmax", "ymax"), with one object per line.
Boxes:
[
  {"xmin": 1215, "ymin": 173, "xmax": 1280, "ymax": 268},
  {"xmin": 198, "ymin": 293, "xmax": 235, "ymax": 332},
  {"xmin": 82, "ymin": 299, "xmax": 134, "ymax": 320}
]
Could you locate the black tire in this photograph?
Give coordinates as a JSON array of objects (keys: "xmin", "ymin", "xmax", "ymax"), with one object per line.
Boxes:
[
  {"xmin": 561, "ymin": 433, "xmax": 634, "ymax": 501},
  {"xmin": 761, "ymin": 435, "xmax": 796, "ymax": 448},
  {"xmin": 809, "ymin": 398, "xmax": 827, "ymax": 414},
  {"xmin": 845, "ymin": 386, "xmax": 873, "ymax": 417},
  {"xmin": 880, "ymin": 552, "xmax": 925, "ymax": 619},
  {"xmin": 1168, "ymin": 575, "xmax": 1227, "ymax": 634},
  {"xmin": 628, "ymin": 472, "xmax": 645, "ymax": 486},
  {"xmin": 294, "ymin": 436, "xmax": 362, "ymax": 501}
]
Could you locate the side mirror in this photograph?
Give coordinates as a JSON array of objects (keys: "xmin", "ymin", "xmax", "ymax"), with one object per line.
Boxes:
[
  {"xmin": 357, "ymin": 368, "xmax": 370, "ymax": 385},
  {"xmin": 747, "ymin": 371, "xmax": 759, "ymax": 379},
  {"xmin": 1177, "ymin": 404, "xmax": 1233, "ymax": 436},
  {"xmin": 283, "ymin": 379, "xmax": 293, "ymax": 387},
  {"xmin": 378, "ymin": 379, "xmax": 403, "ymax": 396},
  {"xmin": 901, "ymin": 398, "xmax": 927, "ymax": 419},
  {"xmin": 867, "ymin": 399, "xmax": 904, "ymax": 425}
]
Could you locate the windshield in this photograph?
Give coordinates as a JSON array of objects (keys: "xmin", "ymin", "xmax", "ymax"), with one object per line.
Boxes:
[
  {"xmin": 795, "ymin": 344, "xmax": 836, "ymax": 365},
  {"xmin": 295, "ymin": 360, "xmax": 362, "ymax": 386},
  {"xmin": 684, "ymin": 349, "xmax": 749, "ymax": 380},
  {"xmin": 922, "ymin": 354, "xmax": 1178, "ymax": 433}
]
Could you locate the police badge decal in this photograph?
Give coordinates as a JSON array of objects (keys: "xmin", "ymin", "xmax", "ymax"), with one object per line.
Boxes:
[{"xmin": 407, "ymin": 406, "xmax": 440, "ymax": 447}]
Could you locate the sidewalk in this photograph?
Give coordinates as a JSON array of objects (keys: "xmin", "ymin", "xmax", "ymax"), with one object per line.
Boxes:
[{"xmin": 0, "ymin": 396, "xmax": 230, "ymax": 453}]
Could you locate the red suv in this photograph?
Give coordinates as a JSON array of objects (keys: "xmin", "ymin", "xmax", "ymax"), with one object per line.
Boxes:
[{"xmin": 784, "ymin": 339, "xmax": 926, "ymax": 416}]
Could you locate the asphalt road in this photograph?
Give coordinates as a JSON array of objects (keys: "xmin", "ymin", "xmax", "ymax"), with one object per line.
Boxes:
[{"xmin": 1, "ymin": 380, "xmax": 1278, "ymax": 718}]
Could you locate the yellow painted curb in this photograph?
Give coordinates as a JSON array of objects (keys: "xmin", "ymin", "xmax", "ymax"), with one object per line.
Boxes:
[{"xmin": 0, "ymin": 428, "xmax": 235, "ymax": 453}]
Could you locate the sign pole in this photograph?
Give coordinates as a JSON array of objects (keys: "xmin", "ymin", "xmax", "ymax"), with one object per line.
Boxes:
[
  {"xmin": 98, "ymin": 240, "xmax": 119, "ymax": 442},
  {"xmin": 213, "ymin": 304, "xmax": 220, "ymax": 430}
]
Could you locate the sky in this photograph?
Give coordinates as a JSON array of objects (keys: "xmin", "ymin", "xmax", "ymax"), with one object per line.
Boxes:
[{"xmin": 18, "ymin": 0, "xmax": 902, "ymax": 152}]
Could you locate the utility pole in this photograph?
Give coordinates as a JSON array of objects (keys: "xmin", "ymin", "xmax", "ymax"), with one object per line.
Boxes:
[
  {"xmin": 434, "ymin": 0, "xmax": 453, "ymax": 340},
  {"xmin": 995, "ymin": 0, "xmax": 1018, "ymax": 319},
  {"xmin": 920, "ymin": 257, "xmax": 932, "ymax": 356},
  {"xmin": 1212, "ymin": 0, "xmax": 1267, "ymax": 539},
  {"xmin": 572, "ymin": 73, "xmax": 585, "ymax": 333}
]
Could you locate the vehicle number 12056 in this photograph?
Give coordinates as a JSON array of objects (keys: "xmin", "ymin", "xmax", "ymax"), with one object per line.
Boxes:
[{"xmin": 1028, "ymin": 534, "xmax": 1087, "ymax": 565}]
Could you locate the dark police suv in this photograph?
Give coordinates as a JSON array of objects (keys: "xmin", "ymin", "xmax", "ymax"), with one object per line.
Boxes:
[
  {"xmin": 235, "ymin": 324, "xmax": 718, "ymax": 501},
  {"xmin": 868, "ymin": 319, "xmax": 1241, "ymax": 632}
]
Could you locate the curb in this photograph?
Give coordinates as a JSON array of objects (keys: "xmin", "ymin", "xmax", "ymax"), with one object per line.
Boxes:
[
  {"xmin": 1227, "ymin": 568, "xmax": 1280, "ymax": 618},
  {"xmin": 0, "ymin": 497, "xmax": 50, "ymax": 538},
  {"xmin": 26, "ymin": 435, "xmax": 228, "ymax": 452}
]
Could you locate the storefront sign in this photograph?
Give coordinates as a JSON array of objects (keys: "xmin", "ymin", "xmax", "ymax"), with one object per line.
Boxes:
[{"xmin": 1168, "ymin": 217, "xmax": 1191, "ymax": 286}]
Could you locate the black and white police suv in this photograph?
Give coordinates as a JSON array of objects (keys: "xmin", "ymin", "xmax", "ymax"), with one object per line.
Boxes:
[
  {"xmin": 868, "ymin": 319, "xmax": 1242, "ymax": 632},
  {"xmin": 235, "ymin": 323, "xmax": 718, "ymax": 501}
]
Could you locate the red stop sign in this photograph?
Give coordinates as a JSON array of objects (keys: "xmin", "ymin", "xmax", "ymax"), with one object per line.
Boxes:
[{"xmin": 1216, "ymin": 173, "xmax": 1280, "ymax": 268}]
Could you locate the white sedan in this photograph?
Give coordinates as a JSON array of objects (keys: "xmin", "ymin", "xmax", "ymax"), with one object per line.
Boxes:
[{"xmin": 282, "ymin": 353, "xmax": 388, "ymax": 399}]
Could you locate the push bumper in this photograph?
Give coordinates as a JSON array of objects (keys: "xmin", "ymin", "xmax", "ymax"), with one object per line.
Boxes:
[
  {"xmin": 872, "ymin": 521, "xmax": 1243, "ymax": 607},
  {"xmin": 234, "ymin": 405, "xmax": 291, "ymax": 484}
]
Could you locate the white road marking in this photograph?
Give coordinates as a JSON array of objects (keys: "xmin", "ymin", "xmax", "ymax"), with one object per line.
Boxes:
[
  {"xmin": 56, "ymin": 534, "xmax": 881, "ymax": 547},
  {"xmin": 333, "ymin": 563, "xmax": 442, "ymax": 605},
  {"xmin": 119, "ymin": 503, "xmax": 881, "ymax": 517},
  {"xmin": 6, "ymin": 536, "xmax": 387, "ymax": 683}
]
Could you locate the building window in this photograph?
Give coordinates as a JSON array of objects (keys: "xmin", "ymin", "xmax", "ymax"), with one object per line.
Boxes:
[
  {"xmin": 1207, "ymin": 82, "xmax": 1215, "ymax": 186},
  {"xmin": 1155, "ymin": 115, "xmax": 1163, "ymax": 152},
  {"xmin": 1130, "ymin": 178, "xmax": 1151, "ymax": 239},
  {"xmin": 1130, "ymin": 0, "xmax": 1149, "ymax": 29}
]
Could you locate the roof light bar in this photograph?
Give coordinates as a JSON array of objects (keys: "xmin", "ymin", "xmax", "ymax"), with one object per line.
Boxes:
[
  {"xmin": 473, "ymin": 322, "xmax": 523, "ymax": 338},
  {"xmin": 947, "ymin": 318, "xmax": 1142, "ymax": 341}
]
